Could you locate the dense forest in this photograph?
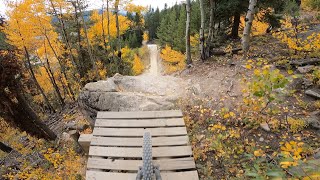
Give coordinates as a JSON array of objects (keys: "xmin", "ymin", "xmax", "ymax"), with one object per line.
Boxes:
[{"xmin": 1, "ymin": 0, "xmax": 320, "ymax": 179}]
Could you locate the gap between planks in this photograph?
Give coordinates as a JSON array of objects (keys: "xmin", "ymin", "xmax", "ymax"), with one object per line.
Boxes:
[
  {"xmin": 89, "ymin": 146, "xmax": 193, "ymax": 158},
  {"xmin": 97, "ymin": 110, "xmax": 183, "ymax": 119},
  {"xmin": 87, "ymin": 157, "xmax": 196, "ymax": 171},
  {"xmin": 91, "ymin": 136, "xmax": 189, "ymax": 147},
  {"xmin": 86, "ymin": 170, "xmax": 199, "ymax": 180},
  {"xmin": 95, "ymin": 118, "xmax": 185, "ymax": 128},
  {"xmin": 93, "ymin": 127, "xmax": 188, "ymax": 137}
]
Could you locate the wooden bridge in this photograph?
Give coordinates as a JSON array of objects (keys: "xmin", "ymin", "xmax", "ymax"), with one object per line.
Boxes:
[{"xmin": 81, "ymin": 110, "xmax": 199, "ymax": 180}]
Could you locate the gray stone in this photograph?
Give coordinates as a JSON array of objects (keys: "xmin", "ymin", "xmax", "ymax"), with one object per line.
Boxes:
[
  {"xmin": 315, "ymin": 149, "xmax": 320, "ymax": 159},
  {"xmin": 260, "ymin": 122, "xmax": 271, "ymax": 132},
  {"xmin": 306, "ymin": 111, "xmax": 320, "ymax": 129},
  {"xmin": 191, "ymin": 84, "xmax": 201, "ymax": 95},
  {"xmin": 83, "ymin": 78, "xmax": 118, "ymax": 92},
  {"xmin": 305, "ymin": 89, "xmax": 320, "ymax": 99},
  {"xmin": 297, "ymin": 65, "xmax": 315, "ymax": 74},
  {"xmin": 79, "ymin": 74, "xmax": 187, "ymax": 124}
]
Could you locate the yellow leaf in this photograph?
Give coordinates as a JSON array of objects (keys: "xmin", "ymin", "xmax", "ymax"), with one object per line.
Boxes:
[
  {"xmin": 245, "ymin": 64, "xmax": 252, "ymax": 69},
  {"xmin": 288, "ymin": 70, "xmax": 294, "ymax": 75}
]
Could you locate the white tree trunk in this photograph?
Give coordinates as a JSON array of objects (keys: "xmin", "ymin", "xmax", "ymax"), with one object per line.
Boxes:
[
  {"xmin": 199, "ymin": 0, "xmax": 205, "ymax": 61},
  {"xmin": 242, "ymin": 0, "xmax": 257, "ymax": 57},
  {"xmin": 208, "ymin": 0, "xmax": 215, "ymax": 42},
  {"xmin": 186, "ymin": 0, "xmax": 192, "ymax": 66}
]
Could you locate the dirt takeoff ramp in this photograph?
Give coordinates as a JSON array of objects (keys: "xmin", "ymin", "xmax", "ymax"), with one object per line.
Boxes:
[{"xmin": 86, "ymin": 110, "xmax": 199, "ymax": 180}]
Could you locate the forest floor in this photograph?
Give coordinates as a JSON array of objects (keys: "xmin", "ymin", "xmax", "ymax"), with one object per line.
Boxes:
[{"xmin": 172, "ymin": 33, "xmax": 320, "ymax": 179}]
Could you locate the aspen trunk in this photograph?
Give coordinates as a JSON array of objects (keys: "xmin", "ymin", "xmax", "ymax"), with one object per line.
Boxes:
[
  {"xmin": 115, "ymin": 0, "xmax": 121, "ymax": 54},
  {"xmin": 24, "ymin": 46, "xmax": 55, "ymax": 113},
  {"xmin": 43, "ymin": 33, "xmax": 76, "ymax": 101},
  {"xmin": 76, "ymin": 0, "xmax": 98, "ymax": 74},
  {"xmin": 37, "ymin": 48, "xmax": 65, "ymax": 107},
  {"xmin": 101, "ymin": 0, "xmax": 107, "ymax": 49},
  {"xmin": 208, "ymin": 0, "xmax": 215, "ymax": 42},
  {"xmin": 242, "ymin": 0, "xmax": 257, "ymax": 57},
  {"xmin": 186, "ymin": 0, "xmax": 192, "ymax": 66},
  {"xmin": 48, "ymin": 0, "xmax": 80, "ymax": 77},
  {"xmin": 199, "ymin": 0, "xmax": 205, "ymax": 61}
]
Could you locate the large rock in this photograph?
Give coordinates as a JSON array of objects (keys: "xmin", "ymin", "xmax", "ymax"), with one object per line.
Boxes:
[{"xmin": 79, "ymin": 74, "xmax": 187, "ymax": 124}]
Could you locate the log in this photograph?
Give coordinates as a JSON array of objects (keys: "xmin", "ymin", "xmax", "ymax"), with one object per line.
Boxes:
[
  {"xmin": 290, "ymin": 58, "xmax": 320, "ymax": 66},
  {"xmin": 210, "ymin": 48, "xmax": 242, "ymax": 56}
]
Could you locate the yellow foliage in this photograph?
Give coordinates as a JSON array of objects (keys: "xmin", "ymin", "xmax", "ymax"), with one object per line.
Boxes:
[
  {"xmin": 132, "ymin": 54, "xmax": 144, "ymax": 75},
  {"xmin": 273, "ymin": 16, "xmax": 320, "ymax": 54},
  {"xmin": 1, "ymin": 123, "xmax": 84, "ymax": 180},
  {"xmin": 125, "ymin": 4, "xmax": 147, "ymax": 14},
  {"xmin": 240, "ymin": 9, "xmax": 270, "ymax": 36},
  {"xmin": 120, "ymin": 46, "xmax": 145, "ymax": 75},
  {"xmin": 279, "ymin": 141, "xmax": 306, "ymax": 168},
  {"xmin": 190, "ymin": 34, "xmax": 200, "ymax": 48},
  {"xmin": 143, "ymin": 31, "xmax": 149, "ymax": 41},
  {"xmin": 35, "ymin": 67, "xmax": 53, "ymax": 95},
  {"xmin": 160, "ymin": 45, "xmax": 185, "ymax": 73},
  {"xmin": 88, "ymin": 10, "xmax": 131, "ymax": 46},
  {"xmin": 254, "ymin": 149, "xmax": 264, "ymax": 157},
  {"xmin": 287, "ymin": 117, "xmax": 308, "ymax": 133}
]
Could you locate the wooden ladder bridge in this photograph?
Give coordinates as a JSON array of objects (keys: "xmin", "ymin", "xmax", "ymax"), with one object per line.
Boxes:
[{"xmin": 80, "ymin": 110, "xmax": 199, "ymax": 180}]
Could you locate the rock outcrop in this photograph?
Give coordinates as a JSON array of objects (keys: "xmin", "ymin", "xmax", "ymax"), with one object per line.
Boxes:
[{"xmin": 79, "ymin": 74, "xmax": 187, "ymax": 124}]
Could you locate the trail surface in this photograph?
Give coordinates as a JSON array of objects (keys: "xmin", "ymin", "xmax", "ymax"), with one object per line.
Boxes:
[{"xmin": 144, "ymin": 44, "xmax": 160, "ymax": 76}]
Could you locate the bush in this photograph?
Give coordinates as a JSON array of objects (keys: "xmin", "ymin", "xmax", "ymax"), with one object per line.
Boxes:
[
  {"xmin": 306, "ymin": 0, "xmax": 320, "ymax": 10},
  {"xmin": 160, "ymin": 45, "xmax": 186, "ymax": 73}
]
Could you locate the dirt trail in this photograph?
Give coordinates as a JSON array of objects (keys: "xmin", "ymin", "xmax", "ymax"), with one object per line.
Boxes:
[{"xmin": 143, "ymin": 44, "xmax": 160, "ymax": 76}]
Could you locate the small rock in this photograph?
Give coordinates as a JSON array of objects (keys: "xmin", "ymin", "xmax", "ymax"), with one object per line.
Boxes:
[
  {"xmin": 196, "ymin": 134, "xmax": 205, "ymax": 141},
  {"xmin": 305, "ymin": 89, "xmax": 320, "ymax": 99},
  {"xmin": 297, "ymin": 65, "xmax": 315, "ymax": 74},
  {"xmin": 314, "ymin": 149, "xmax": 320, "ymax": 159},
  {"xmin": 306, "ymin": 111, "xmax": 320, "ymax": 129},
  {"xmin": 192, "ymin": 84, "xmax": 201, "ymax": 95},
  {"xmin": 260, "ymin": 122, "xmax": 271, "ymax": 132},
  {"xmin": 259, "ymin": 137, "xmax": 264, "ymax": 142}
]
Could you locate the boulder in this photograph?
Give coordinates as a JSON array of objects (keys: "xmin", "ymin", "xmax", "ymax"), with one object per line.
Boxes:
[
  {"xmin": 79, "ymin": 74, "xmax": 187, "ymax": 124},
  {"xmin": 297, "ymin": 65, "xmax": 315, "ymax": 74}
]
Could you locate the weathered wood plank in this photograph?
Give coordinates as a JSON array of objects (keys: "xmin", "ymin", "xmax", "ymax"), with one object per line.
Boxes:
[
  {"xmin": 89, "ymin": 146, "xmax": 193, "ymax": 158},
  {"xmin": 86, "ymin": 170, "xmax": 199, "ymax": 180},
  {"xmin": 78, "ymin": 134, "xmax": 92, "ymax": 154},
  {"xmin": 93, "ymin": 127, "xmax": 188, "ymax": 137},
  {"xmin": 87, "ymin": 157, "xmax": 196, "ymax": 171},
  {"xmin": 95, "ymin": 118, "xmax": 185, "ymax": 128},
  {"xmin": 97, "ymin": 110, "xmax": 183, "ymax": 119},
  {"xmin": 91, "ymin": 136, "xmax": 189, "ymax": 147}
]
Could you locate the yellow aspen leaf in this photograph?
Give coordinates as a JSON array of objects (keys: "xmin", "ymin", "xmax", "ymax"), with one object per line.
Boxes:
[{"xmin": 245, "ymin": 64, "xmax": 252, "ymax": 69}]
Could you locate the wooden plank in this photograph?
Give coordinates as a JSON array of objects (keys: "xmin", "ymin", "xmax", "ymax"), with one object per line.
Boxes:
[
  {"xmin": 89, "ymin": 146, "xmax": 193, "ymax": 158},
  {"xmin": 91, "ymin": 136, "xmax": 189, "ymax": 147},
  {"xmin": 95, "ymin": 118, "xmax": 185, "ymax": 128},
  {"xmin": 97, "ymin": 110, "xmax": 183, "ymax": 119},
  {"xmin": 87, "ymin": 157, "xmax": 195, "ymax": 171},
  {"xmin": 93, "ymin": 127, "xmax": 187, "ymax": 137},
  {"xmin": 78, "ymin": 134, "xmax": 92, "ymax": 154},
  {"xmin": 86, "ymin": 170, "xmax": 199, "ymax": 180}
]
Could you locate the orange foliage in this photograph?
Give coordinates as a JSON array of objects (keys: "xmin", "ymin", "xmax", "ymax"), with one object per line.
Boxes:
[
  {"xmin": 240, "ymin": 9, "xmax": 269, "ymax": 36},
  {"xmin": 88, "ymin": 10, "xmax": 131, "ymax": 46},
  {"xmin": 132, "ymin": 54, "xmax": 144, "ymax": 75},
  {"xmin": 160, "ymin": 45, "xmax": 185, "ymax": 73}
]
